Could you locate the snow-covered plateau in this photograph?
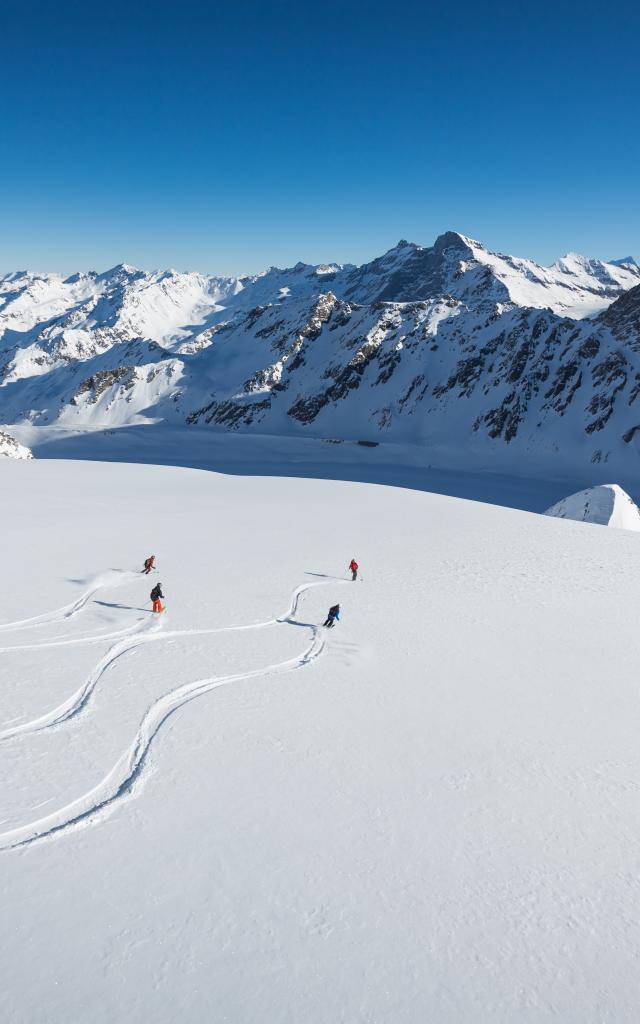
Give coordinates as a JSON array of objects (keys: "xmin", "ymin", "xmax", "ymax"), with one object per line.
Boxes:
[
  {"xmin": 2, "ymin": 231, "xmax": 640, "ymax": 486},
  {"xmin": 3, "ymin": 457, "xmax": 640, "ymax": 1022}
]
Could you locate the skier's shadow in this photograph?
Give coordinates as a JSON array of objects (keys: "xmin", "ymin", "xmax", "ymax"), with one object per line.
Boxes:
[
  {"xmin": 280, "ymin": 617, "xmax": 316, "ymax": 630},
  {"xmin": 305, "ymin": 571, "xmax": 342, "ymax": 579},
  {"xmin": 94, "ymin": 600, "xmax": 150, "ymax": 613}
]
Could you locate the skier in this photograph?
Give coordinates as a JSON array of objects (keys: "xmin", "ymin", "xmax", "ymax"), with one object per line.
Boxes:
[
  {"xmin": 348, "ymin": 558, "xmax": 359, "ymax": 581},
  {"xmin": 150, "ymin": 582, "xmax": 164, "ymax": 614},
  {"xmin": 323, "ymin": 603, "xmax": 340, "ymax": 628},
  {"xmin": 142, "ymin": 555, "xmax": 156, "ymax": 575}
]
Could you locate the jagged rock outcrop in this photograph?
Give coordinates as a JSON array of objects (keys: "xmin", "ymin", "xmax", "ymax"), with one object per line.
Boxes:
[{"xmin": 0, "ymin": 430, "xmax": 33, "ymax": 459}]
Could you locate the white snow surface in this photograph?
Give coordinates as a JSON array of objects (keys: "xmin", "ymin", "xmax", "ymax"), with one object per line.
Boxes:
[
  {"xmin": 3, "ymin": 458, "xmax": 640, "ymax": 1022},
  {"xmin": 545, "ymin": 483, "xmax": 640, "ymax": 531}
]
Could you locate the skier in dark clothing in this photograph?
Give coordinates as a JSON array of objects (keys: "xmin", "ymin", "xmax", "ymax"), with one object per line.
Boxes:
[
  {"xmin": 323, "ymin": 604, "xmax": 340, "ymax": 628},
  {"xmin": 150, "ymin": 582, "xmax": 164, "ymax": 613},
  {"xmin": 143, "ymin": 555, "xmax": 156, "ymax": 575},
  {"xmin": 348, "ymin": 558, "xmax": 358, "ymax": 581}
]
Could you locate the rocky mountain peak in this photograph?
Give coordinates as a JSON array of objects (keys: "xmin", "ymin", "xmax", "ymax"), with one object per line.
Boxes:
[
  {"xmin": 432, "ymin": 230, "xmax": 475, "ymax": 254},
  {"xmin": 2, "ymin": 231, "xmax": 640, "ymax": 483}
]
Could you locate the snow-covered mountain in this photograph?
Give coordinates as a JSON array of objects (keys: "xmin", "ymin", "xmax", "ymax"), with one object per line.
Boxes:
[
  {"xmin": 0, "ymin": 430, "xmax": 32, "ymax": 459},
  {"xmin": 2, "ymin": 231, "xmax": 640, "ymax": 477},
  {"xmin": 545, "ymin": 483, "xmax": 640, "ymax": 530}
]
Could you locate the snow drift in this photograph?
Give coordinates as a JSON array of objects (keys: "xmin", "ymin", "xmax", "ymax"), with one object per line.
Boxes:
[{"xmin": 545, "ymin": 483, "xmax": 640, "ymax": 530}]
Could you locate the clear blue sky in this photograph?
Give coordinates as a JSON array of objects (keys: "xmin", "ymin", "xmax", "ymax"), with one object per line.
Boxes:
[{"xmin": 1, "ymin": 0, "xmax": 638, "ymax": 274}]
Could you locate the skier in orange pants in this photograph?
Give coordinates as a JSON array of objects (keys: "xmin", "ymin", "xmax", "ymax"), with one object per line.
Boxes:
[{"xmin": 150, "ymin": 582, "xmax": 164, "ymax": 613}]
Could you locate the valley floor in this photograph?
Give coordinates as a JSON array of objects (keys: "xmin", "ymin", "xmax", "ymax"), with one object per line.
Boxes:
[
  {"xmin": 10, "ymin": 421, "xmax": 629, "ymax": 513},
  {"xmin": 2, "ymin": 459, "xmax": 640, "ymax": 1022}
]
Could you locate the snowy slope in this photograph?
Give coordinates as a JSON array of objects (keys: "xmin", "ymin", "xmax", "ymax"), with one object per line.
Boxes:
[
  {"xmin": 545, "ymin": 483, "xmax": 640, "ymax": 530},
  {"xmin": 2, "ymin": 232, "xmax": 640, "ymax": 480},
  {"xmin": 3, "ymin": 458, "xmax": 640, "ymax": 1021},
  {"xmin": 0, "ymin": 264, "xmax": 242, "ymax": 381}
]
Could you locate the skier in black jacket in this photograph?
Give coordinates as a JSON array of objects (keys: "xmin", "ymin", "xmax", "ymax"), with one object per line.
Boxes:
[
  {"xmin": 151, "ymin": 582, "xmax": 164, "ymax": 613},
  {"xmin": 323, "ymin": 604, "xmax": 340, "ymax": 628}
]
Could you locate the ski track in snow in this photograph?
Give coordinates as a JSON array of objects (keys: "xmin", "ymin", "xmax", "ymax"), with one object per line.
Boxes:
[
  {"xmin": 0, "ymin": 581, "xmax": 332, "ymax": 739},
  {"xmin": 0, "ymin": 578, "xmax": 346, "ymax": 850},
  {"xmin": 0, "ymin": 569, "xmax": 138, "ymax": 634},
  {"xmin": 0, "ymin": 619, "xmax": 148, "ymax": 653},
  {"xmin": 0, "ymin": 617, "xmax": 162, "ymax": 740}
]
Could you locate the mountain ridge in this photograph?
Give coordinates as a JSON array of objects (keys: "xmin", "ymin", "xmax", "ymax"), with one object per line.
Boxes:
[{"xmin": 2, "ymin": 231, "xmax": 640, "ymax": 480}]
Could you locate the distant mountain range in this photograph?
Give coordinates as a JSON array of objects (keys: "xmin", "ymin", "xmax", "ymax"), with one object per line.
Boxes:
[{"xmin": 2, "ymin": 231, "xmax": 640, "ymax": 477}]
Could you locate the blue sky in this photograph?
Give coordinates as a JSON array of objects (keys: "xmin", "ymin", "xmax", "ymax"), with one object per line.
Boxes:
[{"xmin": 1, "ymin": 0, "xmax": 638, "ymax": 274}]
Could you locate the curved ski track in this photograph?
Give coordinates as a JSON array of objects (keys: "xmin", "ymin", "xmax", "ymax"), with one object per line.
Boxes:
[
  {"xmin": 0, "ymin": 581, "xmax": 328, "ymax": 740},
  {"xmin": 0, "ymin": 619, "xmax": 148, "ymax": 654},
  {"xmin": 0, "ymin": 570, "xmax": 139, "ymax": 634},
  {"xmin": 0, "ymin": 579, "xmax": 343, "ymax": 850}
]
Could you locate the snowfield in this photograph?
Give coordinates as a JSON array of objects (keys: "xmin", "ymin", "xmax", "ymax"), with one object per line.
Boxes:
[{"xmin": 3, "ymin": 458, "xmax": 640, "ymax": 1022}]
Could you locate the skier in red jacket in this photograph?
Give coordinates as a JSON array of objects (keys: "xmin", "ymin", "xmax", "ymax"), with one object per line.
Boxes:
[
  {"xmin": 142, "ymin": 555, "xmax": 156, "ymax": 575},
  {"xmin": 349, "ymin": 558, "xmax": 359, "ymax": 581}
]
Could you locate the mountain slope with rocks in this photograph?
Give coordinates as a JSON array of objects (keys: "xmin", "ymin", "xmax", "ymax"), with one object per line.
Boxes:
[
  {"xmin": 2, "ymin": 232, "xmax": 640, "ymax": 479},
  {"xmin": 0, "ymin": 430, "xmax": 32, "ymax": 459}
]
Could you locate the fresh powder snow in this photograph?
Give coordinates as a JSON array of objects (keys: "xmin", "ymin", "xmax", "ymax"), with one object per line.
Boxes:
[{"xmin": 2, "ymin": 457, "xmax": 640, "ymax": 1021}]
